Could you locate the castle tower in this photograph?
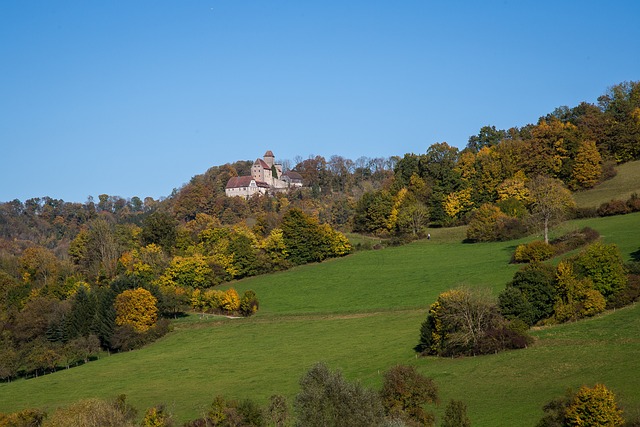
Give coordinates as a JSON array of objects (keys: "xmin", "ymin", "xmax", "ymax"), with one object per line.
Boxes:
[{"xmin": 263, "ymin": 150, "xmax": 275, "ymax": 168}]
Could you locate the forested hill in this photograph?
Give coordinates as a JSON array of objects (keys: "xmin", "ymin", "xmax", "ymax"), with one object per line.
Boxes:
[{"xmin": 1, "ymin": 81, "xmax": 639, "ymax": 251}]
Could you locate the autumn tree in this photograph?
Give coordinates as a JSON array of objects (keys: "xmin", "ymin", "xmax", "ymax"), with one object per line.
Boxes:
[
  {"xmin": 552, "ymin": 261, "xmax": 605, "ymax": 323},
  {"xmin": 527, "ymin": 176, "xmax": 575, "ymax": 243},
  {"xmin": 418, "ymin": 287, "xmax": 529, "ymax": 356},
  {"xmin": 114, "ymin": 288, "xmax": 158, "ymax": 333},
  {"xmin": 380, "ymin": 365, "xmax": 439, "ymax": 426},
  {"xmin": 570, "ymin": 139, "xmax": 602, "ymax": 189},
  {"xmin": 537, "ymin": 384, "xmax": 624, "ymax": 427}
]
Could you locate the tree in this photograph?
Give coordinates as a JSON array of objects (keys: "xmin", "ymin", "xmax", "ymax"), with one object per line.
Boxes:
[
  {"xmin": 565, "ymin": 384, "xmax": 624, "ymax": 426},
  {"xmin": 141, "ymin": 211, "xmax": 178, "ymax": 252},
  {"xmin": 466, "ymin": 204, "xmax": 508, "ymax": 242},
  {"xmin": 419, "ymin": 288, "xmax": 497, "ymax": 356},
  {"xmin": 441, "ymin": 399, "xmax": 471, "ymax": 427},
  {"xmin": 380, "ymin": 365, "xmax": 438, "ymax": 426},
  {"xmin": 527, "ymin": 176, "xmax": 575, "ymax": 243},
  {"xmin": 114, "ymin": 288, "xmax": 158, "ymax": 333},
  {"xmin": 537, "ymin": 384, "xmax": 624, "ymax": 427},
  {"xmin": 499, "ymin": 262, "xmax": 557, "ymax": 326},
  {"xmin": 573, "ymin": 242, "xmax": 628, "ymax": 300},
  {"xmin": 570, "ymin": 140, "xmax": 602, "ymax": 190},
  {"xmin": 45, "ymin": 397, "xmax": 137, "ymax": 427},
  {"xmin": 294, "ymin": 362, "xmax": 384, "ymax": 427}
]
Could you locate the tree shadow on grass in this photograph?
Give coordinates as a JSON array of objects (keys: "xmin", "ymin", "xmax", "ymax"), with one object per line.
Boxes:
[{"xmin": 631, "ymin": 248, "xmax": 640, "ymax": 262}]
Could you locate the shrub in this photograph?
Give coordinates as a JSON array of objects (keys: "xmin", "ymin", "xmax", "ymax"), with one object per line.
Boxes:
[
  {"xmin": 441, "ymin": 400, "xmax": 471, "ymax": 427},
  {"xmin": 627, "ymin": 193, "xmax": 640, "ymax": 212},
  {"xmin": 572, "ymin": 206, "xmax": 598, "ymax": 219},
  {"xmin": 239, "ymin": 290, "xmax": 259, "ymax": 317},
  {"xmin": 549, "ymin": 227, "xmax": 600, "ymax": 255},
  {"xmin": 513, "ymin": 241, "xmax": 555, "ymax": 263},
  {"xmin": 597, "ymin": 199, "xmax": 630, "ymax": 217}
]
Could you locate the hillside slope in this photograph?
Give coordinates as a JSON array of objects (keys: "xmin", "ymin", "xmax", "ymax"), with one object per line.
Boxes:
[
  {"xmin": 574, "ymin": 160, "xmax": 640, "ymax": 208},
  {"xmin": 0, "ymin": 213, "xmax": 639, "ymax": 425}
]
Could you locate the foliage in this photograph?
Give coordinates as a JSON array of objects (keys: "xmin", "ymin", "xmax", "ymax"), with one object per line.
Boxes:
[
  {"xmin": 573, "ymin": 242, "xmax": 627, "ymax": 300},
  {"xmin": 465, "ymin": 204, "xmax": 508, "ymax": 242},
  {"xmin": 294, "ymin": 362, "xmax": 384, "ymax": 427},
  {"xmin": 45, "ymin": 395, "xmax": 137, "ymax": 427},
  {"xmin": 513, "ymin": 240, "xmax": 555, "ymax": 263},
  {"xmin": 114, "ymin": 288, "xmax": 158, "ymax": 333},
  {"xmin": 552, "ymin": 261, "xmax": 605, "ymax": 323},
  {"xmin": 527, "ymin": 176, "xmax": 576, "ymax": 243},
  {"xmin": 537, "ymin": 384, "xmax": 624, "ymax": 427},
  {"xmin": 380, "ymin": 365, "xmax": 438, "ymax": 427},
  {"xmin": 0, "ymin": 409, "xmax": 46, "ymax": 427},
  {"xmin": 499, "ymin": 263, "xmax": 557, "ymax": 326},
  {"xmin": 441, "ymin": 399, "xmax": 471, "ymax": 427},
  {"xmin": 142, "ymin": 404, "xmax": 174, "ymax": 427},
  {"xmin": 418, "ymin": 287, "xmax": 530, "ymax": 356}
]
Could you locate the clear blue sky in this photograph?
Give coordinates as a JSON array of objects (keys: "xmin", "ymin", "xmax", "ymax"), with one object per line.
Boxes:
[{"xmin": 2, "ymin": 1, "xmax": 639, "ymax": 203}]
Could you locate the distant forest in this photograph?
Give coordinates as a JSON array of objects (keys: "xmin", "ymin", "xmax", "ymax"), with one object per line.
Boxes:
[{"xmin": 0, "ymin": 80, "xmax": 639, "ymax": 380}]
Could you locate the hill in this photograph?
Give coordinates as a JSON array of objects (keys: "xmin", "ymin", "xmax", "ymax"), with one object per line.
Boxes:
[
  {"xmin": 574, "ymin": 160, "xmax": 640, "ymax": 208},
  {"xmin": 1, "ymin": 212, "xmax": 639, "ymax": 425}
]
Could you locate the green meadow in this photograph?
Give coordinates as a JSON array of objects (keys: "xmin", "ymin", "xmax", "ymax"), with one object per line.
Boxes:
[
  {"xmin": 573, "ymin": 159, "xmax": 640, "ymax": 208},
  {"xmin": 1, "ymin": 210, "xmax": 639, "ymax": 425}
]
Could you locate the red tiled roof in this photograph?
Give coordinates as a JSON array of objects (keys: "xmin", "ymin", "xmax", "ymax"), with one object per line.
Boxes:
[
  {"xmin": 254, "ymin": 158, "xmax": 270, "ymax": 169},
  {"xmin": 226, "ymin": 176, "xmax": 270, "ymax": 189},
  {"xmin": 282, "ymin": 171, "xmax": 303, "ymax": 180}
]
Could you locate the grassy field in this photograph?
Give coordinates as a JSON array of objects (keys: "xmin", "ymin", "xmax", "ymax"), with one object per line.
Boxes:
[
  {"xmin": 574, "ymin": 160, "xmax": 640, "ymax": 208},
  {"xmin": 1, "ymin": 213, "xmax": 639, "ymax": 425}
]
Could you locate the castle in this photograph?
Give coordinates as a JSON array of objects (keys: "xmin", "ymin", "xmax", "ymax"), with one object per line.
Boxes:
[{"xmin": 225, "ymin": 150, "xmax": 303, "ymax": 198}]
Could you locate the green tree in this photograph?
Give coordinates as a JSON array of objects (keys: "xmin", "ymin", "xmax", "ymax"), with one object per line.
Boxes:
[
  {"xmin": 573, "ymin": 242, "xmax": 628, "ymax": 300},
  {"xmin": 499, "ymin": 262, "xmax": 557, "ymax": 325},
  {"xmin": 294, "ymin": 362, "xmax": 384, "ymax": 427},
  {"xmin": 141, "ymin": 211, "xmax": 178, "ymax": 253},
  {"xmin": 281, "ymin": 209, "xmax": 325, "ymax": 265}
]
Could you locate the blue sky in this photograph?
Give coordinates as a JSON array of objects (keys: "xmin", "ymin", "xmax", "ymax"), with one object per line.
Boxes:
[{"xmin": 1, "ymin": 1, "xmax": 639, "ymax": 203}]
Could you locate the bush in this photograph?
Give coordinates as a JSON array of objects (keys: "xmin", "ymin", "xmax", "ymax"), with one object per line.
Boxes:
[
  {"xmin": 627, "ymin": 193, "xmax": 640, "ymax": 212},
  {"xmin": 597, "ymin": 199, "xmax": 630, "ymax": 217},
  {"xmin": 550, "ymin": 227, "xmax": 600, "ymax": 255},
  {"xmin": 513, "ymin": 241, "xmax": 555, "ymax": 263},
  {"xmin": 572, "ymin": 206, "xmax": 598, "ymax": 219}
]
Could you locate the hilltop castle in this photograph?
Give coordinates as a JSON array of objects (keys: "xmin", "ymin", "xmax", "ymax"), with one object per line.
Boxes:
[{"xmin": 225, "ymin": 150, "xmax": 303, "ymax": 198}]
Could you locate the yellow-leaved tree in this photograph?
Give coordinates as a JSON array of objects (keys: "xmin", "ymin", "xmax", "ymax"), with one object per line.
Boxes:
[{"xmin": 114, "ymin": 288, "xmax": 158, "ymax": 332}]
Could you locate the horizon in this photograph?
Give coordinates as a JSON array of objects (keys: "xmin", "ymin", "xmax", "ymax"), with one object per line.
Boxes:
[{"xmin": 2, "ymin": 1, "xmax": 639, "ymax": 203}]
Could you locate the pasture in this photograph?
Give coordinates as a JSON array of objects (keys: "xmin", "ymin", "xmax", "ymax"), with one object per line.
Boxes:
[{"xmin": 1, "ymin": 213, "xmax": 639, "ymax": 425}]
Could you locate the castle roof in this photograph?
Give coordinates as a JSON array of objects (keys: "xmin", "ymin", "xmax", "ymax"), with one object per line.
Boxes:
[
  {"xmin": 225, "ymin": 176, "xmax": 270, "ymax": 189},
  {"xmin": 282, "ymin": 170, "xmax": 303, "ymax": 180},
  {"xmin": 264, "ymin": 150, "xmax": 274, "ymax": 157},
  {"xmin": 254, "ymin": 158, "xmax": 271, "ymax": 169}
]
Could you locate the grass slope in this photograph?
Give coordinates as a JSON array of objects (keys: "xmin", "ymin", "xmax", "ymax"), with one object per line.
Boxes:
[
  {"xmin": 1, "ymin": 213, "xmax": 639, "ymax": 426},
  {"xmin": 574, "ymin": 160, "xmax": 640, "ymax": 208}
]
